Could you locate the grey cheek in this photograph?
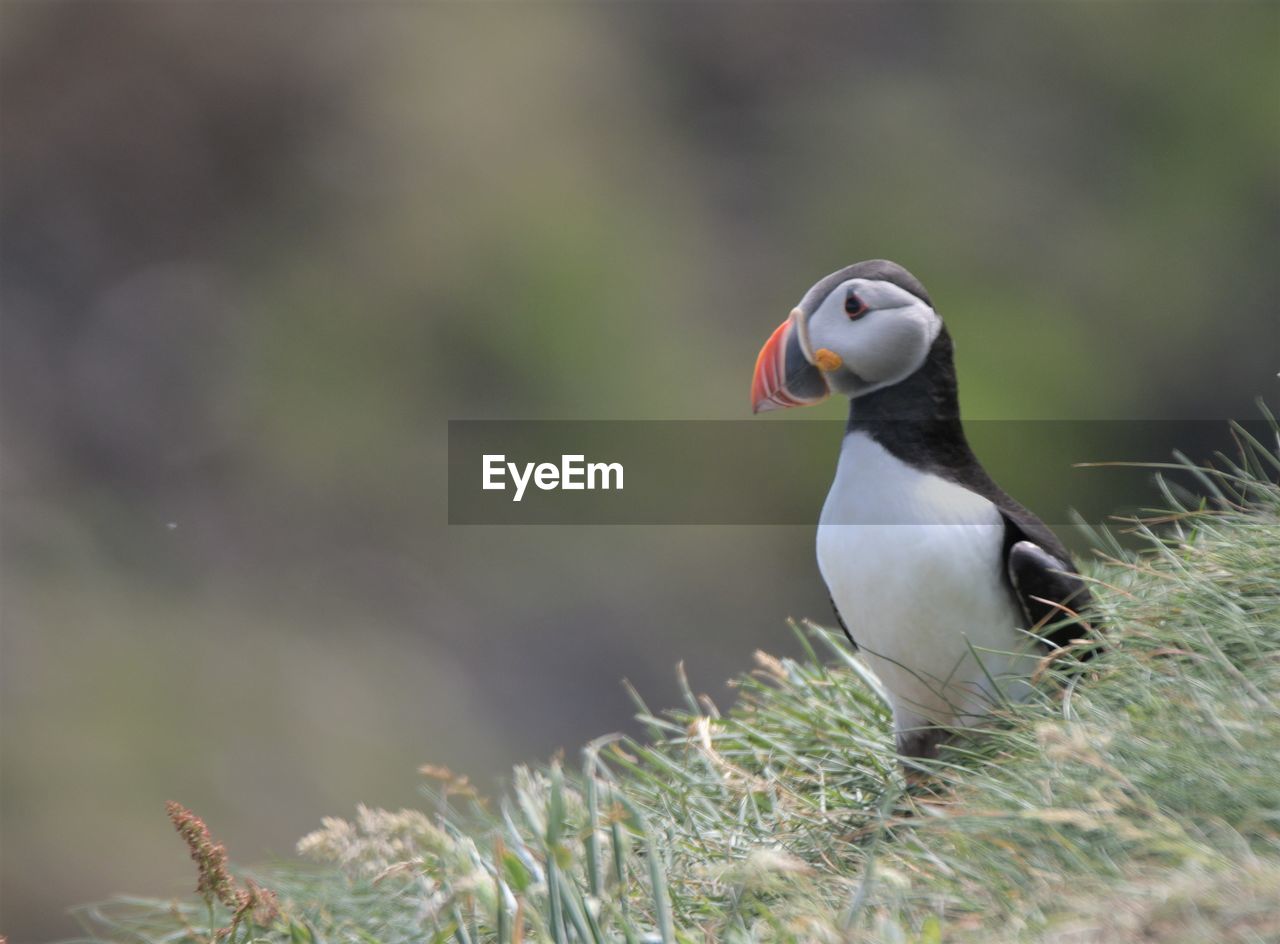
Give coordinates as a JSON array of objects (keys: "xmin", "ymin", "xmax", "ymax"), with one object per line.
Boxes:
[{"xmin": 852, "ymin": 322, "xmax": 926, "ymax": 384}]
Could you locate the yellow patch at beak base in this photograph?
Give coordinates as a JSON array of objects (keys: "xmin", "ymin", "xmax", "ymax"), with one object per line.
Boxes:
[{"xmin": 813, "ymin": 348, "xmax": 843, "ymax": 372}]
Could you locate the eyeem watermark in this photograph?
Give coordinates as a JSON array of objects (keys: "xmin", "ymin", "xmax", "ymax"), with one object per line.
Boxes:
[
  {"xmin": 482, "ymin": 454, "xmax": 624, "ymax": 502},
  {"xmin": 449, "ymin": 420, "xmax": 1260, "ymax": 524}
]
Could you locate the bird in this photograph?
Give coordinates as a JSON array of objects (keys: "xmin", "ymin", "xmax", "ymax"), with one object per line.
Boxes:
[{"xmin": 751, "ymin": 260, "xmax": 1095, "ymax": 762}]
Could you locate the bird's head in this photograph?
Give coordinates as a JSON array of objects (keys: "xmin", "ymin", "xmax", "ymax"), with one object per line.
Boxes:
[{"xmin": 751, "ymin": 260, "xmax": 943, "ymax": 413}]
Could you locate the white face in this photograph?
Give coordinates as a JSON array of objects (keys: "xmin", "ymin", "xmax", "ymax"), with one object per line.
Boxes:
[{"xmin": 799, "ymin": 278, "xmax": 943, "ymax": 397}]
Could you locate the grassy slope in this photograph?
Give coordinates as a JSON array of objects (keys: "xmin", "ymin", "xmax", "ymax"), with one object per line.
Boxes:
[{"xmin": 78, "ymin": 427, "xmax": 1280, "ymax": 944}]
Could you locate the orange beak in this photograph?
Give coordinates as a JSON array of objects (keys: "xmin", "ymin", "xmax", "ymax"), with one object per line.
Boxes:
[{"xmin": 751, "ymin": 309, "xmax": 831, "ymax": 413}]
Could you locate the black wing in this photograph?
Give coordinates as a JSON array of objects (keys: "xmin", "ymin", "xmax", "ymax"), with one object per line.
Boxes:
[{"xmin": 1001, "ymin": 512, "xmax": 1097, "ymax": 656}]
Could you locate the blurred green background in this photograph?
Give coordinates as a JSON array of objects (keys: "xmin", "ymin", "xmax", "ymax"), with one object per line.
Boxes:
[{"xmin": 1, "ymin": 2, "xmax": 1277, "ymax": 939}]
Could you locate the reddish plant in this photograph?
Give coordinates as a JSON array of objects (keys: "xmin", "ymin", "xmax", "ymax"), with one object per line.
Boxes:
[{"xmin": 166, "ymin": 801, "xmax": 279, "ymax": 936}]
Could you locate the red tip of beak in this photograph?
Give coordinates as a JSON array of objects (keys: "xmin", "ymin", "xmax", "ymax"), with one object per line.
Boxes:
[
  {"xmin": 747, "ymin": 310, "xmax": 829, "ymax": 409},
  {"xmin": 751, "ymin": 319, "xmax": 794, "ymax": 413},
  {"xmin": 752, "ymin": 316, "xmax": 829, "ymax": 413}
]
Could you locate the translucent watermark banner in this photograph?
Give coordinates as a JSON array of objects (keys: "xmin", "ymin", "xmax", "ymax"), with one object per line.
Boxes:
[{"xmin": 448, "ymin": 420, "xmax": 1274, "ymax": 525}]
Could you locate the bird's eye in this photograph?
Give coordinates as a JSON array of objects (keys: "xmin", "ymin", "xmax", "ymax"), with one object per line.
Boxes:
[{"xmin": 845, "ymin": 292, "xmax": 868, "ymax": 319}]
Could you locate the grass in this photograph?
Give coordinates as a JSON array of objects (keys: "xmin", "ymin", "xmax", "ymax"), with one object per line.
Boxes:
[{"xmin": 73, "ymin": 417, "xmax": 1280, "ymax": 944}]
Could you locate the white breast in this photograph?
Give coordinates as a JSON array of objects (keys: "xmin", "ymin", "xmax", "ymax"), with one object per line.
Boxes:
[{"xmin": 817, "ymin": 432, "xmax": 1036, "ymax": 730}]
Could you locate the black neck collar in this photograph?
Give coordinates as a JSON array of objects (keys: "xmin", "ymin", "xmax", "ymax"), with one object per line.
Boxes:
[
  {"xmin": 844, "ymin": 328, "xmax": 989, "ymax": 482},
  {"xmin": 847, "ymin": 329, "xmax": 962, "ymax": 432}
]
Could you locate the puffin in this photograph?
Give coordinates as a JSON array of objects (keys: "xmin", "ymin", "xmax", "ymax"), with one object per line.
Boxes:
[{"xmin": 751, "ymin": 260, "xmax": 1094, "ymax": 761}]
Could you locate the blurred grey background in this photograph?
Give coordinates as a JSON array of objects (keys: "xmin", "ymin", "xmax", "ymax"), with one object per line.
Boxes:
[{"xmin": 2, "ymin": 3, "xmax": 1277, "ymax": 939}]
